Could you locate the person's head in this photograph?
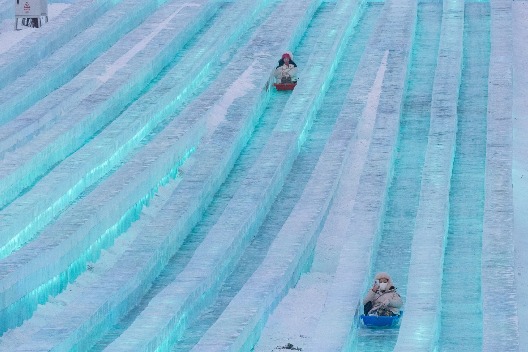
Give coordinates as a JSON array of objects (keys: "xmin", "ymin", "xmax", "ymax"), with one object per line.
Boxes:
[
  {"xmin": 375, "ymin": 272, "xmax": 394, "ymax": 292},
  {"xmin": 282, "ymin": 53, "xmax": 291, "ymax": 64}
]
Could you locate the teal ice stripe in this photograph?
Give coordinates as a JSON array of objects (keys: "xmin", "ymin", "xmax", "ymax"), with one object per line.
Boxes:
[
  {"xmin": 309, "ymin": 1, "xmax": 418, "ymax": 350},
  {"xmin": 357, "ymin": 3, "xmax": 442, "ymax": 351},
  {"xmin": 482, "ymin": 0, "xmax": 518, "ymax": 350},
  {"xmin": 439, "ymin": 3, "xmax": 489, "ymax": 350},
  {"xmin": 393, "ymin": 0, "xmax": 464, "ymax": 350}
]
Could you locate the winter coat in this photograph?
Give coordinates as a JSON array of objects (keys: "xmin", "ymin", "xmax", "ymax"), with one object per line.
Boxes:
[
  {"xmin": 274, "ymin": 59, "xmax": 297, "ymax": 82},
  {"xmin": 363, "ymin": 272, "xmax": 403, "ymax": 315},
  {"xmin": 363, "ymin": 286, "xmax": 403, "ymax": 315}
]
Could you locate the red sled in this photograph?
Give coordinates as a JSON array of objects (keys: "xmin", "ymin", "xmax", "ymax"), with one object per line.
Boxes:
[{"xmin": 273, "ymin": 82, "xmax": 297, "ymax": 91}]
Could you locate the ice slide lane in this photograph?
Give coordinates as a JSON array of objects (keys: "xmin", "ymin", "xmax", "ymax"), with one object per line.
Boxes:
[
  {"xmin": 393, "ymin": 0, "xmax": 464, "ymax": 350},
  {"xmin": 0, "ymin": 0, "xmax": 217, "ymax": 209},
  {"xmin": 483, "ymin": 0, "xmax": 517, "ymax": 350},
  {"xmin": 0, "ymin": 0, "xmax": 319, "ymax": 349},
  {"xmin": 354, "ymin": 2, "xmax": 442, "ymax": 351},
  {"xmin": 0, "ymin": 0, "xmax": 277, "ymax": 264},
  {"xmin": 438, "ymin": 3, "xmax": 489, "ymax": 350},
  {"xmin": 513, "ymin": 1, "xmax": 528, "ymax": 347}
]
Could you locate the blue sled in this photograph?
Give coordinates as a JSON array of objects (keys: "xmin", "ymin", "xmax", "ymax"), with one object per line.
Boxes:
[{"xmin": 360, "ymin": 311, "xmax": 403, "ymax": 328}]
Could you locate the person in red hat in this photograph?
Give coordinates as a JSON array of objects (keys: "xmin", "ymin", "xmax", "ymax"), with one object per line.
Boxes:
[{"xmin": 274, "ymin": 52, "xmax": 298, "ymax": 84}]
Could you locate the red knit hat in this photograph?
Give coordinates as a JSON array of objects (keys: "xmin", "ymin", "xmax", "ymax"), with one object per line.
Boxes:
[{"xmin": 282, "ymin": 53, "xmax": 291, "ymax": 60}]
